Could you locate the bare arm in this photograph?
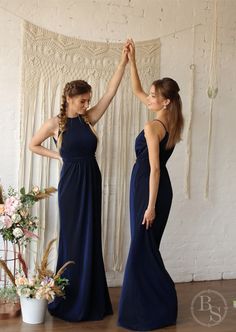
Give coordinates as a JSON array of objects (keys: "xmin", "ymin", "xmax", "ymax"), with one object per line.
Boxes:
[
  {"xmin": 128, "ymin": 39, "xmax": 148, "ymax": 106},
  {"xmin": 29, "ymin": 117, "xmax": 61, "ymax": 161},
  {"xmin": 87, "ymin": 44, "xmax": 128, "ymax": 125},
  {"xmin": 142, "ymin": 122, "xmax": 164, "ymax": 229}
]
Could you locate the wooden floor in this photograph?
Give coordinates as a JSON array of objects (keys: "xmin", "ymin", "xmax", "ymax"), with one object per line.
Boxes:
[{"xmin": 1, "ymin": 279, "xmax": 236, "ymax": 331}]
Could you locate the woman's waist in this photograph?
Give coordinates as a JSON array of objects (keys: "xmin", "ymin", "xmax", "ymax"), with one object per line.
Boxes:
[
  {"xmin": 135, "ymin": 155, "xmax": 168, "ymax": 167},
  {"xmin": 61, "ymin": 154, "xmax": 96, "ymax": 162}
]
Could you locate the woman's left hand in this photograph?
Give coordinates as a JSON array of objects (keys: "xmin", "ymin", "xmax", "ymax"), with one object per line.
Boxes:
[
  {"xmin": 120, "ymin": 41, "xmax": 129, "ymax": 66},
  {"xmin": 142, "ymin": 207, "xmax": 156, "ymax": 230}
]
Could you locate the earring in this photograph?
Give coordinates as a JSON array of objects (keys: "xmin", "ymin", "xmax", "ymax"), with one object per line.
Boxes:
[{"xmin": 163, "ymin": 105, "xmax": 167, "ymax": 110}]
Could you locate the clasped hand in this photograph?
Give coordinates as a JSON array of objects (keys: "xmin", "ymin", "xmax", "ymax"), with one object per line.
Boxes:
[{"xmin": 121, "ymin": 38, "xmax": 136, "ymax": 64}]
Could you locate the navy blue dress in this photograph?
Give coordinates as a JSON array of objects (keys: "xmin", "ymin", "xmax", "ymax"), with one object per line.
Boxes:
[
  {"xmin": 118, "ymin": 120, "xmax": 178, "ymax": 331},
  {"xmin": 48, "ymin": 115, "xmax": 113, "ymax": 321}
]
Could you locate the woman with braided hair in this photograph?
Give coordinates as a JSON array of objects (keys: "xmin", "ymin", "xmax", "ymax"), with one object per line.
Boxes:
[{"xmin": 29, "ymin": 43, "xmax": 128, "ymax": 321}]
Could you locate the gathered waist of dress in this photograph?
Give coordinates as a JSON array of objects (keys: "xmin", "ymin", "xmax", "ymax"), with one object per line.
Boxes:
[
  {"xmin": 136, "ymin": 155, "xmax": 166, "ymax": 164},
  {"xmin": 62, "ymin": 154, "xmax": 96, "ymax": 162}
]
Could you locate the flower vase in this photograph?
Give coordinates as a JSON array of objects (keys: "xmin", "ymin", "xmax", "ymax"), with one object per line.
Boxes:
[{"xmin": 20, "ymin": 297, "xmax": 47, "ymax": 324}]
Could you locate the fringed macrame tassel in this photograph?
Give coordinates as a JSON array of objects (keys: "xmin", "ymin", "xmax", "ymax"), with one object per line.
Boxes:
[
  {"xmin": 205, "ymin": 0, "xmax": 218, "ymax": 199},
  {"xmin": 184, "ymin": 63, "xmax": 195, "ymax": 199}
]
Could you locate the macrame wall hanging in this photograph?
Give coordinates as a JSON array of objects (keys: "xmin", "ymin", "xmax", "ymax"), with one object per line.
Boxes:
[
  {"xmin": 18, "ymin": 20, "xmax": 161, "ymax": 274},
  {"xmin": 184, "ymin": 15, "xmax": 196, "ymax": 199},
  {"xmin": 205, "ymin": 0, "xmax": 218, "ymax": 199}
]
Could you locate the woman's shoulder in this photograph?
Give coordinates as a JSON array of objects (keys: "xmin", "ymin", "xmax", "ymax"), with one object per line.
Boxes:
[
  {"xmin": 144, "ymin": 119, "xmax": 167, "ymax": 141},
  {"xmin": 43, "ymin": 116, "xmax": 59, "ymax": 134},
  {"xmin": 48, "ymin": 115, "xmax": 60, "ymax": 125},
  {"xmin": 144, "ymin": 119, "xmax": 166, "ymax": 132}
]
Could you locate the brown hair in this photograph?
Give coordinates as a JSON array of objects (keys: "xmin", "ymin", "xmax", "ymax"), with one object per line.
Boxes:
[
  {"xmin": 57, "ymin": 80, "xmax": 94, "ymax": 149},
  {"xmin": 152, "ymin": 77, "xmax": 184, "ymax": 149}
]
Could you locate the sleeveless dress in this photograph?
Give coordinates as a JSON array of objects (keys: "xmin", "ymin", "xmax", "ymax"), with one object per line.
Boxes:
[
  {"xmin": 48, "ymin": 115, "xmax": 113, "ymax": 321},
  {"xmin": 118, "ymin": 120, "xmax": 178, "ymax": 331}
]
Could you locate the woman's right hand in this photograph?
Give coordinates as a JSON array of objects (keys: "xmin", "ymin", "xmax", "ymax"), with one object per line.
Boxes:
[{"xmin": 126, "ymin": 38, "xmax": 148, "ymax": 105}]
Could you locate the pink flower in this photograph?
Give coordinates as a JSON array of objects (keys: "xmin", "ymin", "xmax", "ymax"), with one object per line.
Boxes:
[
  {"xmin": 41, "ymin": 277, "xmax": 54, "ymax": 287},
  {"xmin": 23, "ymin": 229, "xmax": 39, "ymax": 239},
  {"xmin": 15, "ymin": 276, "xmax": 28, "ymax": 286},
  {"xmin": 4, "ymin": 196, "xmax": 21, "ymax": 216},
  {"xmin": 3, "ymin": 215, "xmax": 12, "ymax": 228}
]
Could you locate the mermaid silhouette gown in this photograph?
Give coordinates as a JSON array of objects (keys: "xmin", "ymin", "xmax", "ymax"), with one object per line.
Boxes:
[
  {"xmin": 118, "ymin": 119, "xmax": 178, "ymax": 331},
  {"xmin": 48, "ymin": 115, "xmax": 113, "ymax": 321}
]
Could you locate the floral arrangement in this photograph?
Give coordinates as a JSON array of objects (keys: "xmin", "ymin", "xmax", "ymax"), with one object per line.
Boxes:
[
  {"xmin": 0, "ymin": 184, "xmax": 57, "ymax": 245},
  {"xmin": 0, "ymin": 239, "xmax": 74, "ymax": 302}
]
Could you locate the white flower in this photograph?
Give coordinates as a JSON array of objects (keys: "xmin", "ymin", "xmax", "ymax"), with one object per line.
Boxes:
[
  {"xmin": 13, "ymin": 227, "xmax": 24, "ymax": 238},
  {"xmin": 35, "ymin": 289, "xmax": 45, "ymax": 300},
  {"xmin": 0, "ymin": 216, "xmax": 5, "ymax": 229},
  {"xmin": 32, "ymin": 186, "xmax": 40, "ymax": 194},
  {"xmin": 18, "ymin": 287, "xmax": 31, "ymax": 298},
  {"xmin": 28, "ymin": 278, "xmax": 36, "ymax": 286},
  {"xmin": 12, "ymin": 213, "xmax": 21, "ymax": 223},
  {"xmin": 36, "ymin": 287, "xmax": 55, "ymax": 301},
  {"xmin": 46, "ymin": 290, "xmax": 55, "ymax": 302}
]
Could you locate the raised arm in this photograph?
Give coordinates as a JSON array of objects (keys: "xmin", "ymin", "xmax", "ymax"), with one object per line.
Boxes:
[
  {"xmin": 127, "ymin": 39, "xmax": 148, "ymax": 106},
  {"xmin": 29, "ymin": 117, "xmax": 61, "ymax": 162},
  {"xmin": 87, "ymin": 43, "xmax": 129, "ymax": 125}
]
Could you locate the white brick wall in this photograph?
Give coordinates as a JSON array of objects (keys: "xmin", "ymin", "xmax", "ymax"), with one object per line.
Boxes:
[{"xmin": 0, "ymin": 0, "xmax": 235, "ymax": 284}]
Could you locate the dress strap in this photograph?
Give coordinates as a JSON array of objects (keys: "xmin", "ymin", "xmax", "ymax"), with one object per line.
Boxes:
[
  {"xmin": 54, "ymin": 115, "xmax": 61, "ymax": 143},
  {"xmin": 53, "ymin": 130, "xmax": 61, "ymax": 146},
  {"xmin": 153, "ymin": 119, "xmax": 168, "ymax": 133},
  {"xmin": 53, "ymin": 136, "xmax": 57, "ymax": 144}
]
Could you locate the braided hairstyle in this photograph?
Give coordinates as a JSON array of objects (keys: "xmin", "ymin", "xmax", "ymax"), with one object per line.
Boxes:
[
  {"xmin": 152, "ymin": 77, "xmax": 184, "ymax": 149},
  {"xmin": 57, "ymin": 80, "xmax": 93, "ymax": 149}
]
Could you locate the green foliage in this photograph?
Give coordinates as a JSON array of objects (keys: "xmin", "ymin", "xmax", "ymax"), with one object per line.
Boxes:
[{"xmin": 0, "ymin": 285, "xmax": 18, "ymax": 304}]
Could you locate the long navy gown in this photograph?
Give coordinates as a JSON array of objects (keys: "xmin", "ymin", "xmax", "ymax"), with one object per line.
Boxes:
[
  {"xmin": 48, "ymin": 114, "xmax": 113, "ymax": 321},
  {"xmin": 118, "ymin": 119, "xmax": 178, "ymax": 331}
]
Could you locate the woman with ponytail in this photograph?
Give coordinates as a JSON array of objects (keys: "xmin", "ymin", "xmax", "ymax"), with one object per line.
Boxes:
[
  {"xmin": 29, "ymin": 43, "xmax": 129, "ymax": 322},
  {"xmin": 118, "ymin": 39, "xmax": 184, "ymax": 331}
]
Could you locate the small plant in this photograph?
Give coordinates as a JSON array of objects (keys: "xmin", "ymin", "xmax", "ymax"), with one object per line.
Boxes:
[
  {"xmin": 0, "ymin": 239, "xmax": 74, "ymax": 303},
  {"xmin": 0, "ymin": 286, "xmax": 18, "ymax": 304}
]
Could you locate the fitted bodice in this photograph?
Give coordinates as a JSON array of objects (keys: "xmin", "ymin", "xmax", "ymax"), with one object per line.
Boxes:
[
  {"xmin": 54, "ymin": 115, "xmax": 97, "ymax": 161},
  {"xmin": 135, "ymin": 129, "xmax": 174, "ymax": 167}
]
